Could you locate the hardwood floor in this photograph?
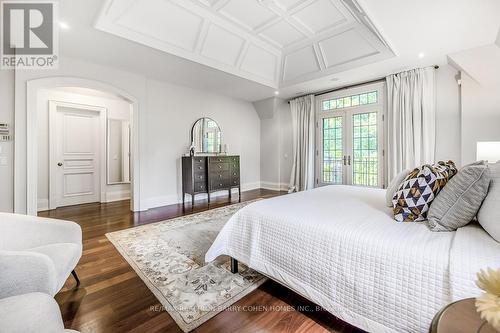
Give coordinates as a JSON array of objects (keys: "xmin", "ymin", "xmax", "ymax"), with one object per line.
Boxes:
[{"xmin": 39, "ymin": 189, "xmax": 363, "ymax": 333}]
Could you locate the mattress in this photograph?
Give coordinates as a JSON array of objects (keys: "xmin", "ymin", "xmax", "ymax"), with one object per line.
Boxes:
[{"xmin": 205, "ymin": 185, "xmax": 500, "ymax": 333}]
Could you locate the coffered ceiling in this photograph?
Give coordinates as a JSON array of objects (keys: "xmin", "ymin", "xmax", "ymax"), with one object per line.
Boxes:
[{"xmin": 95, "ymin": 0, "xmax": 395, "ymax": 88}]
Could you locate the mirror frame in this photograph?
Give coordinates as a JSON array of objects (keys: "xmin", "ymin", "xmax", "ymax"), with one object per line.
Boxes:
[{"xmin": 190, "ymin": 117, "xmax": 222, "ymax": 155}]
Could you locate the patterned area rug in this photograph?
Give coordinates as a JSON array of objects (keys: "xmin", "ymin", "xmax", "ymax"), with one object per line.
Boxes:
[{"xmin": 106, "ymin": 201, "xmax": 266, "ymax": 332}]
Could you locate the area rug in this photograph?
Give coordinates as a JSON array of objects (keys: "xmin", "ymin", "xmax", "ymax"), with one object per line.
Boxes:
[{"xmin": 106, "ymin": 201, "xmax": 266, "ymax": 332}]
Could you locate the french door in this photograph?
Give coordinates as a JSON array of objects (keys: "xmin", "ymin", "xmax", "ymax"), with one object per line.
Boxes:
[{"xmin": 316, "ymin": 83, "xmax": 385, "ymax": 188}]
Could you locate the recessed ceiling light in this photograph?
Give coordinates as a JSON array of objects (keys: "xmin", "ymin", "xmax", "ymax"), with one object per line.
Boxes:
[
  {"xmin": 59, "ymin": 22, "xmax": 70, "ymax": 30},
  {"xmin": 418, "ymin": 52, "xmax": 425, "ymax": 58},
  {"xmin": 274, "ymin": 91, "xmax": 280, "ymax": 95}
]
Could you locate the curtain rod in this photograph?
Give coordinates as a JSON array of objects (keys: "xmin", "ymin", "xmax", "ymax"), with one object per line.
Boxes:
[{"xmin": 287, "ymin": 65, "xmax": 440, "ymax": 103}]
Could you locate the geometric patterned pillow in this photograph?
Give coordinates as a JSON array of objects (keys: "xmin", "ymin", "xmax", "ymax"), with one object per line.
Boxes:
[{"xmin": 393, "ymin": 161, "xmax": 458, "ymax": 222}]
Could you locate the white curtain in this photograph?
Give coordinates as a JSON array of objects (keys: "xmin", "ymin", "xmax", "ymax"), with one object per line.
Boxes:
[
  {"xmin": 289, "ymin": 95, "xmax": 315, "ymax": 192},
  {"xmin": 386, "ymin": 67, "xmax": 436, "ymax": 181}
]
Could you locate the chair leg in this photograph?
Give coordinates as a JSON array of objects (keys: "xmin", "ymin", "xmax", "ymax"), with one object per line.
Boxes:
[{"xmin": 71, "ymin": 270, "xmax": 80, "ymax": 287}]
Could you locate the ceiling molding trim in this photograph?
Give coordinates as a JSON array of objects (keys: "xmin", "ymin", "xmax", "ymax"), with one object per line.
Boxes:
[{"xmin": 95, "ymin": 0, "xmax": 395, "ymax": 89}]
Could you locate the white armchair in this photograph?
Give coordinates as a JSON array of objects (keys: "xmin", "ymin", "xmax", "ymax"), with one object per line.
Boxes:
[
  {"xmin": 0, "ymin": 292, "xmax": 79, "ymax": 333},
  {"xmin": 0, "ymin": 213, "xmax": 82, "ymax": 299}
]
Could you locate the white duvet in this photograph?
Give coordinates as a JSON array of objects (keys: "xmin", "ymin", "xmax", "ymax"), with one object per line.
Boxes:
[{"xmin": 205, "ymin": 185, "xmax": 500, "ymax": 333}]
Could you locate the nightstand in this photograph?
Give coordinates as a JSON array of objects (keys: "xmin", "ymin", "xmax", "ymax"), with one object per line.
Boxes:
[{"xmin": 430, "ymin": 298, "xmax": 498, "ymax": 333}]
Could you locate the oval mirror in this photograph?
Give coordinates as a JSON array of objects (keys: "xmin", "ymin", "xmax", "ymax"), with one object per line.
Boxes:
[{"xmin": 191, "ymin": 118, "xmax": 222, "ymax": 154}]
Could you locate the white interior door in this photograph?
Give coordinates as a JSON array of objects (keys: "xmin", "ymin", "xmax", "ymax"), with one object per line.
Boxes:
[{"xmin": 49, "ymin": 103, "xmax": 104, "ymax": 209}]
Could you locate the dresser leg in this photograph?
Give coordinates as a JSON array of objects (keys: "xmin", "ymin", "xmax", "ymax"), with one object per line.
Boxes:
[
  {"xmin": 229, "ymin": 189, "xmax": 232, "ymax": 201},
  {"xmin": 207, "ymin": 192, "xmax": 210, "ymax": 204},
  {"xmin": 238, "ymin": 186, "xmax": 241, "ymax": 202}
]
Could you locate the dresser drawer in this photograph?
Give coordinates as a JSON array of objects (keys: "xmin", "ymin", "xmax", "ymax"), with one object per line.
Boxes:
[
  {"xmin": 210, "ymin": 179, "xmax": 230, "ymax": 190},
  {"xmin": 209, "ymin": 156, "xmax": 229, "ymax": 163},
  {"xmin": 193, "ymin": 157, "xmax": 206, "ymax": 164},
  {"xmin": 210, "ymin": 162, "xmax": 229, "ymax": 172},
  {"xmin": 210, "ymin": 171, "xmax": 229, "ymax": 181},
  {"xmin": 194, "ymin": 162, "xmax": 206, "ymax": 172},
  {"xmin": 193, "ymin": 171, "xmax": 206, "ymax": 182},
  {"xmin": 194, "ymin": 182, "xmax": 207, "ymax": 193}
]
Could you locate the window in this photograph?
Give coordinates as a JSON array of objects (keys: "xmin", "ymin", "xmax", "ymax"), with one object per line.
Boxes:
[
  {"xmin": 316, "ymin": 84, "xmax": 384, "ymax": 188},
  {"xmin": 322, "ymin": 91, "xmax": 378, "ymax": 111}
]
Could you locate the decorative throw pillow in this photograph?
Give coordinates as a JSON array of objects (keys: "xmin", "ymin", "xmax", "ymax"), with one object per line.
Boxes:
[
  {"xmin": 427, "ymin": 161, "xmax": 490, "ymax": 231},
  {"xmin": 393, "ymin": 161, "xmax": 458, "ymax": 222},
  {"xmin": 386, "ymin": 169, "xmax": 411, "ymax": 207},
  {"xmin": 478, "ymin": 162, "xmax": 500, "ymax": 242}
]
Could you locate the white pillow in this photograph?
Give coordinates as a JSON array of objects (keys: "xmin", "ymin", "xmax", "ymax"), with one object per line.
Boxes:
[
  {"xmin": 386, "ymin": 169, "xmax": 411, "ymax": 207},
  {"xmin": 478, "ymin": 162, "xmax": 500, "ymax": 242}
]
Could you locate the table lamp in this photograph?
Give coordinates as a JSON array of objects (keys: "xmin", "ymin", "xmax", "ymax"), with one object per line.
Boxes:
[{"xmin": 477, "ymin": 142, "xmax": 500, "ymax": 163}]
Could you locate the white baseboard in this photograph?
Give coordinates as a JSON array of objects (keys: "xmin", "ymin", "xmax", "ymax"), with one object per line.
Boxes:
[
  {"xmin": 140, "ymin": 182, "xmax": 262, "ymax": 211},
  {"xmin": 104, "ymin": 189, "xmax": 131, "ymax": 203},
  {"xmin": 37, "ymin": 199, "xmax": 49, "ymax": 212},
  {"xmin": 140, "ymin": 194, "xmax": 179, "ymax": 211},
  {"xmin": 240, "ymin": 181, "xmax": 261, "ymax": 191},
  {"xmin": 260, "ymin": 181, "xmax": 288, "ymax": 191}
]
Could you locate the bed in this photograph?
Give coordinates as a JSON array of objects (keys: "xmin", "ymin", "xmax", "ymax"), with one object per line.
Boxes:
[{"xmin": 205, "ymin": 185, "xmax": 500, "ymax": 333}]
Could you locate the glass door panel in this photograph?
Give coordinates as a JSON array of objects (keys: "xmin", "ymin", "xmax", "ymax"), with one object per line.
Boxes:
[
  {"xmin": 322, "ymin": 116, "xmax": 343, "ymax": 184},
  {"xmin": 352, "ymin": 112, "xmax": 379, "ymax": 187}
]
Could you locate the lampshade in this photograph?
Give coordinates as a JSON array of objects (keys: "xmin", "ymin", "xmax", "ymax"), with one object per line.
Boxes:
[{"xmin": 477, "ymin": 142, "xmax": 500, "ymax": 162}]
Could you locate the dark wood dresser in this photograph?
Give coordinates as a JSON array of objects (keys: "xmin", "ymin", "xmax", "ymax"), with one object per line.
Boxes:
[{"xmin": 182, "ymin": 155, "xmax": 240, "ymax": 205}]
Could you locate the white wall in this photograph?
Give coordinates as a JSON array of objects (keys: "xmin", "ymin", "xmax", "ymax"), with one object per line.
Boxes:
[
  {"xmin": 11, "ymin": 56, "xmax": 261, "ymax": 213},
  {"xmin": 141, "ymin": 78, "xmax": 261, "ymax": 209},
  {"xmin": 461, "ymin": 72, "xmax": 500, "ymax": 164},
  {"xmin": 36, "ymin": 88, "xmax": 132, "ymax": 211},
  {"xmin": 0, "ymin": 70, "xmax": 14, "ymax": 212}
]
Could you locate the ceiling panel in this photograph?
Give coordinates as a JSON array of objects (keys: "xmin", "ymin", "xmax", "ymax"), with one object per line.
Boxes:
[
  {"xmin": 241, "ymin": 44, "xmax": 278, "ymax": 81},
  {"xmin": 201, "ymin": 24, "xmax": 245, "ymax": 66},
  {"xmin": 319, "ymin": 29, "xmax": 378, "ymax": 68},
  {"xmin": 274, "ymin": 0, "xmax": 304, "ymax": 11},
  {"xmin": 283, "ymin": 46, "xmax": 320, "ymax": 81},
  {"xmin": 96, "ymin": 0, "xmax": 395, "ymax": 88},
  {"xmin": 292, "ymin": 0, "xmax": 346, "ymax": 34},
  {"xmin": 116, "ymin": 0, "xmax": 203, "ymax": 51},
  {"xmin": 260, "ymin": 20, "xmax": 306, "ymax": 48},
  {"xmin": 220, "ymin": 0, "xmax": 278, "ymax": 30}
]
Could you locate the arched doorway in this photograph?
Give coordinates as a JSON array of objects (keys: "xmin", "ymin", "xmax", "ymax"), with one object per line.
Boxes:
[{"xmin": 23, "ymin": 77, "xmax": 140, "ymax": 214}]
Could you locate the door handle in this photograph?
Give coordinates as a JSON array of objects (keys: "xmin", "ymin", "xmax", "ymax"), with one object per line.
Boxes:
[
  {"xmin": 57, "ymin": 162, "xmax": 63, "ymax": 167},
  {"xmin": 348, "ymin": 156, "xmax": 351, "ymax": 166},
  {"xmin": 343, "ymin": 156, "xmax": 347, "ymax": 166}
]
